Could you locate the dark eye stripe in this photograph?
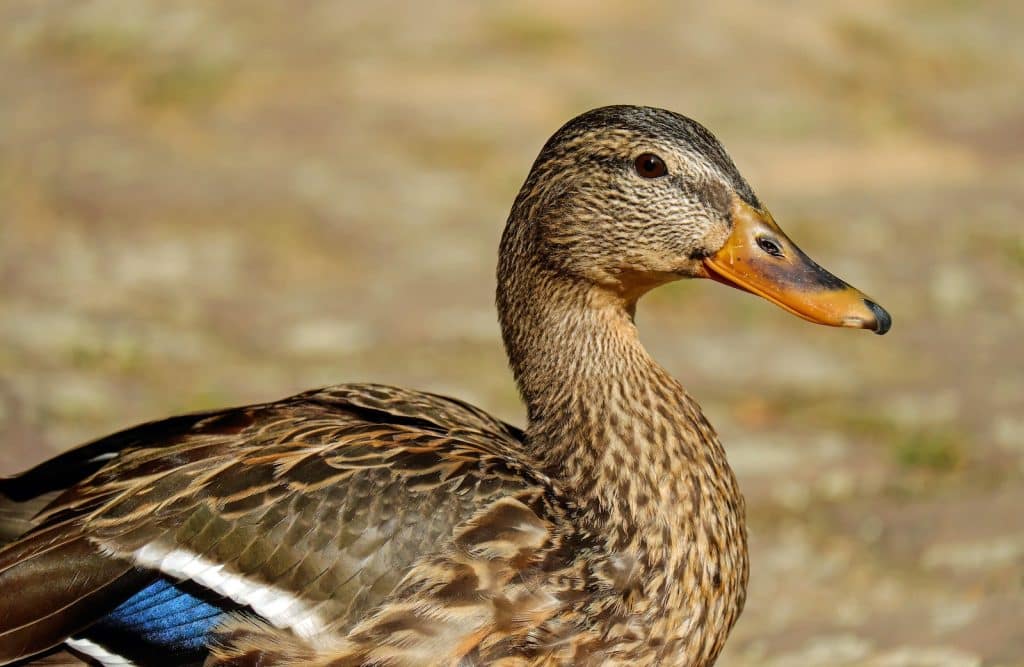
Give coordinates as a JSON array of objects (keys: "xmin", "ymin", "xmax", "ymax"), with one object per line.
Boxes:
[{"xmin": 634, "ymin": 153, "xmax": 668, "ymax": 178}]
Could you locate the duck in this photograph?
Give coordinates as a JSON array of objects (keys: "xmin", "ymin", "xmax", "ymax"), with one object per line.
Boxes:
[{"xmin": 0, "ymin": 105, "xmax": 890, "ymax": 667}]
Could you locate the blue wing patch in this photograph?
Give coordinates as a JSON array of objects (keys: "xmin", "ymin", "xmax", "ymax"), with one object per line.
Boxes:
[{"xmin": 74, "ymin": 578, "xmax": 242, "ymax": 666}]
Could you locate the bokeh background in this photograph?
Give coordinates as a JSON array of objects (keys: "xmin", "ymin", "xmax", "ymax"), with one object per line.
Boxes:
[{"xmin": 1, "ymin": 1, "xmax": 1022, "ymax": 665}]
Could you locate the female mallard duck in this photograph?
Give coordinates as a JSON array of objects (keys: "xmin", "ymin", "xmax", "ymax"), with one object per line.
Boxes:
[{"xmin": 0, "ymin": 105, "xmax": 890, "ymax": 667}]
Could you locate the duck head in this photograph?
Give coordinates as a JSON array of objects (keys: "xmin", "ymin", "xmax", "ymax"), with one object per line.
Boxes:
[{"xmin": 502, "ymin": 105, "xmax": 890, "ymax": 334}]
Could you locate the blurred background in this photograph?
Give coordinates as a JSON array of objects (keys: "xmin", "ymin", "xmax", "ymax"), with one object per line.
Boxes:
[{"xmin": 1, "ymin": 1, "xmax": 1022, "ymax": 665}]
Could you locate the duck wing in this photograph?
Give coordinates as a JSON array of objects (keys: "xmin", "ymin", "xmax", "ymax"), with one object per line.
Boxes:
[{"xmin": 0, "ymin": 384, "xmax": 553, "ymax": 666}]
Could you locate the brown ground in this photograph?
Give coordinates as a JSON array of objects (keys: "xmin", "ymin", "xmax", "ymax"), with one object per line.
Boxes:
[{"xmin": 1, "ymin": 2, "xmax": 1022, "ymax": 665}]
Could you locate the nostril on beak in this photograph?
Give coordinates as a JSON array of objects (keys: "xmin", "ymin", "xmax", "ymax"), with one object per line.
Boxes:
[{"xmin": 863, "ymin": 299, "xmax": 892, "ymax": 335}]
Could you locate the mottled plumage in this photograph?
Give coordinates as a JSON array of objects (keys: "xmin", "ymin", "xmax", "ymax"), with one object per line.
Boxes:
[{"xmin": 0, "ymin": 106, "xmax": 889, "ymax": 667}]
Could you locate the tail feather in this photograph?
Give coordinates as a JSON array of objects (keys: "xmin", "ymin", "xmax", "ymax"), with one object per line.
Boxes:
[
  {"xmin": 0, "ymin": 531, "xmax": 148, "ymax": 665},
  {"xmin": 0, "ymin": 410, "xmax": 210, "ymax": 544},
  {"xmin": 11, "ymin": 648, "xmax": 88, "ymax": 666},
  {"xmin": 0, "ymin": 435, "xmax": 126, "ymax": 547},
  {"xmin": 0, "ymin": 428, "xmax": 162, "ymax": 664},
  {"xmin": 0, "ymin": 409, "xmax": 234, "ymax": 664},
  {"xmin": 0, "ymin": 491, "xmax": 60, "ymax": 546}
]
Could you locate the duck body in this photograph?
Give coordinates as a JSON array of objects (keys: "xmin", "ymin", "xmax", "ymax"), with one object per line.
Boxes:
[
  {"xmin": 2, "ymin": 380, "xmax": 744, "ymax": 666},
  {"xmin": 0, "ymin": 106, "xmax": 887, "ymax": 666}
]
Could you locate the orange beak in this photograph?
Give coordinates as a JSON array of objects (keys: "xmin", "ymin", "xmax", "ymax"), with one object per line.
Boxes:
[{"xmin": 702, "ymin": 199, "xmax": 891, "ymax": 334}]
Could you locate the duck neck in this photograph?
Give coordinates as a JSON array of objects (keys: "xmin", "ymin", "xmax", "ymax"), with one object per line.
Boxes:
[
  {"xmin": 498, "ymin": 260, "xmax": 748, "ymax": 658},
  {"xmin": 498, "ymin": 260, "xmax": 744, "ymax": 542}
]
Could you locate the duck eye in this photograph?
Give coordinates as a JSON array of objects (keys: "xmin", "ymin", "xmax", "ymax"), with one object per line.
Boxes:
[
  {"xmin": 756, "ymin": 236, "xmax": 784, "ymax": 258},
  {"xmin": 634, "ymin": 153, "xmax": 667, "ymax": 179}
]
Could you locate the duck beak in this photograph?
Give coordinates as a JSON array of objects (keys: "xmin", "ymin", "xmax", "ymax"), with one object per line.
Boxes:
[{"xmin": 701, "ymin": 199, "xmax": 891, "ymax": 335}]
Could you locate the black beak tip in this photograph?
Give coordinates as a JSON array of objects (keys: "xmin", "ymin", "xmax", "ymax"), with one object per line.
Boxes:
[{"xmin": 864, "ymin": 299, "xmax": 892, "ymax": 335}]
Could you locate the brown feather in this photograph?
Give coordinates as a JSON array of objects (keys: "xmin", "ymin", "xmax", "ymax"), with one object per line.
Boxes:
[{"xmin": 0, "ymin": 107, "xmax": 774, "ymax": 666}]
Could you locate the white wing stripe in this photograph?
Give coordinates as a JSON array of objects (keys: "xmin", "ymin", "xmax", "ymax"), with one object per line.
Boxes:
[
  {"xmin": 131, "ymin": 543, "xmax": 328, "ymax": 639},
  {"xmin": 67, "ymin": 638, "xmax": 137, "ymax": 666}
]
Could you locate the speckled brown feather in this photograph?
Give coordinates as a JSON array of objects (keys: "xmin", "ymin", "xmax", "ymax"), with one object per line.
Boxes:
[{"xmin": 0, "ymin": 106, "xmax": 759, "ymax": 667}]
